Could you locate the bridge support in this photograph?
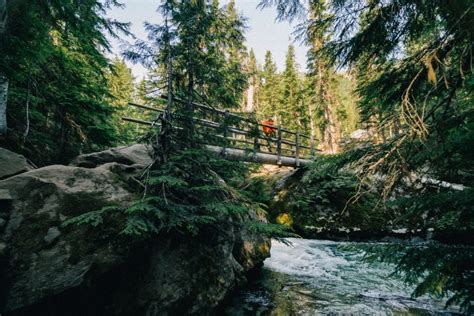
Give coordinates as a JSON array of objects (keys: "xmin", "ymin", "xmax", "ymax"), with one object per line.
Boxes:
[{"xmin": 205, "ymin": 145, "xmax": 311, "ymax": 168}]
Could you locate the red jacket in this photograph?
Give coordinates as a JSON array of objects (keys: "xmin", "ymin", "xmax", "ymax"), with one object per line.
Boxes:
[{"xmin": 261, "ymin": 120, "xmax": 276, "ymax": 135}]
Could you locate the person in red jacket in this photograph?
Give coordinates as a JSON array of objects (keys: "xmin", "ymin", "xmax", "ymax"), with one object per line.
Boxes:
[
  {"xmin": 261, "ymin": 118, "xmax": 276, "ymax": 152},
  {"xmin": 261, "ymin": 118, "xmax": 276, "ymax": 136}
]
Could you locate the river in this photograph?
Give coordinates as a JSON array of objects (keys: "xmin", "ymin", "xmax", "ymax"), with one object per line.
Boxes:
[{"xmin": 223, "ymin": 238, "xmax": 461, "ymax": 315}]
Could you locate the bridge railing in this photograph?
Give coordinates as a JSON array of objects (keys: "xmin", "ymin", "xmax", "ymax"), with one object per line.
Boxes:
[{"xmin": 123, "ymin": 96, "xmax": 317, "ymax": 166}]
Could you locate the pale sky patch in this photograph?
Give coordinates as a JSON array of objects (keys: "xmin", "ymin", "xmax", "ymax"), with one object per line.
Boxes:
[{"xmin": 107, "ymin": 0, "xmax": 308, "ymax": 80}]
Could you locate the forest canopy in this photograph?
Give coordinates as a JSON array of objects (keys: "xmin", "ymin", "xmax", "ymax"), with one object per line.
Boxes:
[{"xmin": 0, "ymin": 0, "xmax": 472, "ymax": 313}]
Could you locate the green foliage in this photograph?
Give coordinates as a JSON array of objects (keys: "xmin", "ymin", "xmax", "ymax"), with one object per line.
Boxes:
[
  {"xmin": 116, "ymin": 1, "xmax": 292, "ymax": 240},
  {"xmin": 390, "ymin": 188, "xmax": 474, "ymax": 233},
  {"xmin": 62, "ymin": 206, "xmax": 120, "ymax": 228},
  {"xmin": 241, "ymin": 48, "xmax": 261, "ymax": 112},
  {"xmin": 247, "ymin": 221, "xmax": 298, "ymax": 243},
  {"xmin": 257, "ymin": 51, "xmax": 281, "ymax": 120},
  {"xmin": 106, "ymin": 58, "xmax": 150, "ymax": 144},
  {"xmin": 1, "ymin": 0, "xmax": 128, "ymax": 164},
  {"xmin": 61, "ymin": 1, "xmax": 288, "ymax": 238},
  {"xmin": 63, "ymin": 146, "xmax": 291, "ymax": 240},
  {"xmin": 121, "ymin": 146, "xmax": 288, "ymax": 238},
  {"xmin": 334, "ymin": 73, "xmax": 359, "ymax": 138},
  {"xmin": 241, "ymin": 176, "xmax": 272, "ymax": 205},
  {"xmin": 362, "ymin": 242, "xmax": 474, "ymax": 313},
  {"xmin": 279, "ymin": 45, "xmax": 305, "ymax": 130},
  {"xmin": 275, "ymin": 154, "xmax": 385, "ymax": 234},
  {"xmin": 263, "ymin": 0, "xmax": 474, "ymax": 310},
  {"xmin": 126, "ymin": 0, "xmax": 247, "ymax": 110}
]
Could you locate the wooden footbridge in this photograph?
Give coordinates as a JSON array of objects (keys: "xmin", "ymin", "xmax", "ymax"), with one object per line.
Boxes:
[{"xmin": 123, "ymin": 96, "xmax": 317, "ymax": 168}]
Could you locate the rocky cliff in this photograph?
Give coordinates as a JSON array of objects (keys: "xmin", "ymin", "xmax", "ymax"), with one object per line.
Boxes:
[{"xmin": 0, "ymin": 145, "xmax": 270, "ymax": 315}]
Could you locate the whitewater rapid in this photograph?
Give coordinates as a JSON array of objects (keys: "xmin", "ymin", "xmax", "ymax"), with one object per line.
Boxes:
[{"xmin": 224, "ymin": 238, "xmax": 461, "ymax": 315}]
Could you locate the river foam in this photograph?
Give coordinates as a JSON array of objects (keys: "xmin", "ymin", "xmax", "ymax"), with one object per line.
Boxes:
[{"xmin": 259, "ymin": 238, "xmax": 460, "ymax": 315}]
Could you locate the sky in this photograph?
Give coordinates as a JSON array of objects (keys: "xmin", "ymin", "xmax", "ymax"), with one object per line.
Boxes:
[{"xmin": 107, "ymin": 0, "xmax": 308, "ymax": 80}]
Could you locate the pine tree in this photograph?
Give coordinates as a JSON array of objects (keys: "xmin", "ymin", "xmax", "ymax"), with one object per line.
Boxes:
[
  {"xmin": 120, "ymin": 0, "xmax": 284, "ymax": 239},
  {"xmin": 106, "ymin": 57, "xmax": 145, "ymax": 143},
  {"xmin": 258, "ymin": 50, "xmax": 280, "ymax": 120},
  {"xmin": 220, "ymin": 0, "xmax": 247, "ymax": 108},
  {"xmin": 0, "ymin": 1, "xmax": 129, "ymax": 164},
  {"xmin": 334, "ymin": 73, "xmax": 359, "ymax": 138},
  {"xmin": 279, "ymin": 44, "xmax": 304, "ymax": 130},
  {"xmin": 264, "ymin": 0, "xmax": 474, "ymax": 309},
  {"xmin": 305, "ymin": 0, "xmax": 341, "ymax": 154},
  {"xmin": 243, "ymin": 49, "xmax": 259, "ymax": 112}
]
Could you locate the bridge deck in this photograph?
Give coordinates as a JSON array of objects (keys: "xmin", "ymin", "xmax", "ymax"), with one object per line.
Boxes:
[{"xmin": 123, "ymin": 96, "xmax": 317, "ymax": 168}]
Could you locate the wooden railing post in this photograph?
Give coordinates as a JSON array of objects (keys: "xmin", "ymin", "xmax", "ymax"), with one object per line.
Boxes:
[
  {"xmin": 126, "ymin": 98, "xmax": 318, "ymax": 166},
  {"xmin": 295, "ymin": 131, "xmax": 300, "ymax": 167},
  {"xmin": 222, "ymin": 110, "xmax": 228, "ymax": 156},
  {"xmin": 253, "ymin": 122, "xmax": 259, "ymax": 159},
  {"xmin": 277, "ymin": 125, "xmax": 282, "ymax": 165}
]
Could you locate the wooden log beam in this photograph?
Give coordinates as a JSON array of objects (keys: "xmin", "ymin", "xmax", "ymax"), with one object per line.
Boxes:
[
  {"xmin": 122, "ymin": 117, "xmax": 157, "ymax": 126},
  {"xmin": 129, "ymin": 102, "xmax": 164, "ymax": 113},
  {"xmin": 205, "ymin": 145, "xmax": 311, "ymax": 168}
]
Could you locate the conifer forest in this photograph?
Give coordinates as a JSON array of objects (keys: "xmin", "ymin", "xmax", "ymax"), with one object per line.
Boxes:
[{"xmin": 0, "ymin": 1, "xmax": 473, "ymax": 315}]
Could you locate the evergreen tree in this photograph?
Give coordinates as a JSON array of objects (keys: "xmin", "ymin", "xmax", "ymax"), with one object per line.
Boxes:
[
  {"xmin": 279, "ymin": 44, "xmax": 304, "ymax": 130},
  {"xmin": 128, "ymin": 0, "xmax": 247, "ymax": 110},
  {"xmin": 107, "ymin": 58, "xmax": 135, "ymax": 109},
  {"xmin": 0, "ymin": 0, "xmax": 129, "ymax": 164},
  {"xmin": 333, "ymin": 73, "xmax": 359, "ymax": 138},
  {"xmin": 263, "ymin": 0, "xmax": 474, "ymax": 310},
  {"xmin": 135, "ymin": 78, "xmax": 154, "ymax": 105},
  {"xmin": 305, "ymin": 0, "xmax": 342, "ymax": 154},
  {"xmin": 243, "ymin": 49, "xmax": 259, "ymax": 112},
  {"xmin": 106, "ymin": 57, "xmax": 149, "ymax": 143},
  {"xmin": 258, "ymin": 50, "xmax": 281, "ymax": 120},
  {"xmin": 220, "ymin": 0, "xmax": 248, "ymax": 108},
  {"xmin": 118, "ymin": 0, "xmax": 289, "ymax": 240}
]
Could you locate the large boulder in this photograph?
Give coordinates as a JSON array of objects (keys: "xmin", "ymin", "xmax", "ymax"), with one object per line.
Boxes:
[
  {"xmin": 0, "ymin": 147, "xmax": 34, "ymax": 180},
  {"xmin": 0, "ymin": 145, "xmax": 270, "ymax": 315},
  {"xmin": 70, "ymin": 144, "xmax": 153, "ymax": 168}
]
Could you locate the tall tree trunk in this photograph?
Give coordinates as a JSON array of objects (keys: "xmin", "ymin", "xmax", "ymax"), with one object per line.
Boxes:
[
  {"xmin": 309, "ymin": 2, "xmax": 342, "ymax": 154},
  {"xmin": 154, "ymin": 19, "xmax": 173, "ymax": 165},
  {"xmin": 245, "ymin": 76, "xmax": 254, "ymax": 112},
  {"xmin": 0, "ymin": 0, "xmax": 8, "ymax": 135},
  {"xmin": 322, "ymin": 100, "xmax": 340, "ymax": 154},
  {"xmin": 308, "ymin": 100, "xmax": 317, "ymax": 154},
  {"xmin": 0, "ymin": 0, "xmax": 6, "ymax": 35},
  {"xmin": 187, "ymin": 67, "xmax": 195, "ymax": 141},
  {"xmin": 315, "ymin": 57, "xmax": 341, "ymax": 154},
  {"xmin": 0, "ymin": 75, "xmax": 7, "ymax": 135}
]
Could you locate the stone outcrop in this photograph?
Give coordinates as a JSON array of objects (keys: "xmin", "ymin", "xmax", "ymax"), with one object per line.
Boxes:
[
  {"xmin": 0, "ymin": 147, "xmax": 34, "ymax": 180},
  {"xmin": 0, "ymin": 145, "xmax": 270, "ymax": 315},
  {"xmin": 70, "ymin": 144, "xmax": 153, "ymax": 168}
]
